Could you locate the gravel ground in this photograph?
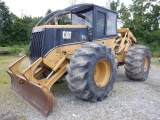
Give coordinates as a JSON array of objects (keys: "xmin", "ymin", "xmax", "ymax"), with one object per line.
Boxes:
[{"xmin": 0, "ymin": 63, "xmax": 160, "ymax": 120}]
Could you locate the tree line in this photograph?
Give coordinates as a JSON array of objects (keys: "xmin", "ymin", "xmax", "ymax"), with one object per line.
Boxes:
[
  {"xmin": 110, "ymin": 0, "xmax": 160, "ymax": 56},
  {"xmin": 0, "ymin": 0, "xmax": 160, "ymax": 56},
  {"xmin": 0, "ymin": 1, "xmax": 41, "ymax": 46}
]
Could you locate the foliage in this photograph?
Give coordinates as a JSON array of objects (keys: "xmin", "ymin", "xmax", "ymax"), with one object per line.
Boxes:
[
  {"xmin": 0, "ymin": 34, "xmax": 12, "ymax": 46},
  {"xmin": 0, "ymin": 45, "xmax": 29, "ymax": 55},
  {"xmin": 143, "ymin": 30, "xmax": 160, "ymax": 57},
  {"xmin": 0, "ymin": 1, "xmax": 14, "ymax": 46},
  {"xmin": 11, "ymin": 16, "xmax": 41, "ymax": 45},
  {"xmin": 0, "ymin": 1, "xmax": 160, "ymax": 56},
  {"xmin": 0, "ymin": 1, "xmax": 41, "ymax": 47},
  {"xmin": 117, "ymin": 0, "xmax": 160, "ymax": 56},
  {"xmin": 110, "ymin": 0, "xmax": 120, "ymax": 11},
  {"xmin": 0, "ymin": 0, "xmax": 13, "ymax": 34},
  {"xmin": 70, "ymin": 0, "xmax": 77, "ymax": 5},
  {"xmin": 45, "ymin": 9, "xmax": 52, "ymax": 16}
]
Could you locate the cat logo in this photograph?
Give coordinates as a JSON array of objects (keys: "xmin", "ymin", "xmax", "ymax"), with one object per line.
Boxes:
[{"xmin": 63, "ymin": 31, "xmax": 72, "ymax": 39}]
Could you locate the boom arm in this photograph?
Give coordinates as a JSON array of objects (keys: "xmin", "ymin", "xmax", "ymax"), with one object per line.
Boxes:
[{"xmin": 114, "ymin": 28, "xmax": 137, "ymax": 54}]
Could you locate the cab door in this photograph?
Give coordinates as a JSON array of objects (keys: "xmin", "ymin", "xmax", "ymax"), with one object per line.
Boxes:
[{"xmin": 93, "ymin": 6, "xmax": 117, "ymax": 40}]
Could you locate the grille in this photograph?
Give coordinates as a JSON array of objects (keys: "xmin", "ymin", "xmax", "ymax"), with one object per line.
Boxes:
[{"xmin": 29, "ymin": 31, "xmax": 44, "ymax": 62}]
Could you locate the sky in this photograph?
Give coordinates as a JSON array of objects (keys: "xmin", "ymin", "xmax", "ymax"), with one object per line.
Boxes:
[{"xmin": 3, "ymin": 0, "xmax": 132, "ymax": 17}]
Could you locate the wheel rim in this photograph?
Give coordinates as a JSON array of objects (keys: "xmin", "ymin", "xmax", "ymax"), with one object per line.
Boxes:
[
  {"xmin": 94, "ymin": 59, "xmax": 111, "ymax": 88},
  {"xmin": 144, "ymin": 56, "xmax": 149, "ymax": 72}
]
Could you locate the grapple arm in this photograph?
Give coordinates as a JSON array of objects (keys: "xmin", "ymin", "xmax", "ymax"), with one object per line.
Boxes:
[{"xmin": 114, "ymin": 28, "xmax": 137, "ymax": 54}]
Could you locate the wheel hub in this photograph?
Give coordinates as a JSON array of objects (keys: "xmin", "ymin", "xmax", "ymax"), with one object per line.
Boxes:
[
  {"xmin": 94, "ymin": 59, "xmax": 111, "ymax": 88},
  {"xmin": 144, "ymin": 56, "xmax": 149, "ymax": 72}
]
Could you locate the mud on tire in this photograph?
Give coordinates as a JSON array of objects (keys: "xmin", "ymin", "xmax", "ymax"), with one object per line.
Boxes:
[
  {"xmin": 66, "ymin": 42, "xmax": 117, "ymax": 102},
  {"xmin": 124, "ymin": 45, "xmax": 151, "ymax": 81}
]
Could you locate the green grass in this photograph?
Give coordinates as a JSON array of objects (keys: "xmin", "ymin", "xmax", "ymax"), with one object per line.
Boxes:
[
  {"xmin": 151, "ymin": 57, "xmax": 160, "ymax": 65},
  {"xmin": 152, "ymin": 50, "xmax": 160, "ymax": 57},
  {"xmin": 0, "ymin": 56, "xmax": 16, "ymax": 86},
  {"xmin": 0, "ymin": 45, "xmax": 29, "ymax": 56},
  {"xmin": 0, "ymin": 56, "xmax": 30, "ymax": 86},
  {"xmin": 0, "ymin": 56, "xmax": 30, "ymax": 120}
]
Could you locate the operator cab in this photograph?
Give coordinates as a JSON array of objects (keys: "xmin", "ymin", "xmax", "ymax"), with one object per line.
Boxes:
[
  {"xmin": 30, "ymin": 4, "xmax": 117, "ymax": 62},
  {"xmin": 35, "ymin": 4, "xmax": 117, "ymax": 40},
  {"xmin": 51, "ymin": 8, "xmax": 92, "ymax": 28}
]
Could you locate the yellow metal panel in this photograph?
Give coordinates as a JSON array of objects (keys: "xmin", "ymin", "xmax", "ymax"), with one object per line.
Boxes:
[
  {"xmin": 9, "ymin": 55, "xmax": 26, "ymax": 76},
  {"xmin": 43, "ymin": 48, "xmax": 62, "ymax": 68},
  {"xmin": 43, "ymin": 38, "xmax": 117, "ymax": 68},
  {"xmin": 33, "ymin": 25, "xmax": 87, "ymax": 30},
  {"xmin": 62, "ymin": 43, "xmax": 83, "ymax": 54},
  {"xmin": 23, "ymin": 57, "xmax": 43, "ymax": 84},
  {"xmin": 117, "ymin": 28, "xmax": 129, "ymax": 33},
  {"xmin": 45, "ymin": 60, "xmax": 69, "ymax": 89},
  {"xmin": 116, "ymin": 53, "xmax": 126, "ymax": 63},
  {"xmin": 96, "ymin": 38, "xmax": 116, "ymax": 49}
]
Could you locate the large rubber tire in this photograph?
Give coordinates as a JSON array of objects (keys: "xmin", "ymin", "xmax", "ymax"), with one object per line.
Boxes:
[
  {"xmin": 66, "ymin": 42, "xmax": 117, "ymax": 102},
  {"xmin": 124, "ymin": 45, "xmax": 151, "ymax": 81}
]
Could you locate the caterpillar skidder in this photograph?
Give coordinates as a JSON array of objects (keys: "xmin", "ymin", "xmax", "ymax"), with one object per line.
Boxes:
[{"xmin": 7, "ymin": 4, "xmax": 151, "ymax": 116}]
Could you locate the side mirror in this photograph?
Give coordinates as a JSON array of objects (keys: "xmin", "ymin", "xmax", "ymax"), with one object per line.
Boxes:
[{"xmin": 88, "ymin": 27, "xmax": 93, "ymax": 41}]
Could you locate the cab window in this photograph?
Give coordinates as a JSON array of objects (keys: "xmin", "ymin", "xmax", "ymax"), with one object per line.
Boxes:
[
  {"xmin": 96, "ymin": 12, "xmax": 106, "ymax": 36},
  {"xmin": 72, "ymin": 10, "xmax": 92, "ymax": 28},
  {"xmin": 107, "ymin": 12, "xmax": 117, "ymax": 35}
]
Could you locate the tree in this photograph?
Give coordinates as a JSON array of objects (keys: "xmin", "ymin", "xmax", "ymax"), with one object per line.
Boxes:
[
  {"xmin": 118, "ymin": 0, "xmax": 160, "ymax": 38},
  {"xmin": 0, "ymin": 0, "xmax": 13, "ymax": 34},
  {"xmin": 70, "ymin": 0, "xmax": 77, "ymax": 5},
  {"xmin": 110, "ymin": 0, "xmax": 120, "ymax": 11},
  {"xmin": 45, "ymin": 9, "xmax": 52, "ymax": 16},
  {"xmin": 0, "ymin": 0, "xmax": 13, "ymax": 46},
  {"xmin": 148, "ymin": 2, "xmax": 160, "ymax": 30},
  {"xmin": 0, "ymin": 1, "xmax": 43, "ymax": 46},
  {"xmin": 118, "ymin": 3, "xmax": 132, "ymax": 29},
  {"xmin": 118, "ymin": 0, "xmax": 160, "ymax": 56},
  {"xmin": 11, "ymin": 16, "xmax": 41, "ymax": 45}
]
